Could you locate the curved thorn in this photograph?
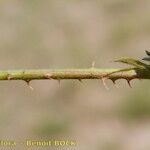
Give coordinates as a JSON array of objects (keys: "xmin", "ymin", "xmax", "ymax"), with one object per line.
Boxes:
[
  {"xmin": 127, "ymin": 79, "xmax": 132, "ymax": 88},
  {"xmin": 58, "ymin": 79, "xmax": 61, "ymax": 85},
  {"xmin": 26, "ymin": 80, "xmax": 34, "ymax": 90},
  {"xmin": 78, "ymin": 79, "xmax": 83, "ymax": 83},
  {"xmin": 111, "ymin": 79, "xmax": 119, "ymax": 88},
  {"xmin": 145, "ymin": 50, "xmax": 150, "ymax": 57},
  {"xmin": 101, "ymin": 78, "xmax": 109, "ymax": 90},
  {"xmin": 111, "ymin": 79, "xmax": 116, "ymax": 84}
]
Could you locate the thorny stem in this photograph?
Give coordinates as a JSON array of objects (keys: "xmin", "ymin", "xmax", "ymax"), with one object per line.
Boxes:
[
  {"xmin": 1, "ymin": 51, "xmax": 150, "ymax": 88},
  {"xmin": 0, "ymin": 68, "xmax": 146, "ymax": 82}
]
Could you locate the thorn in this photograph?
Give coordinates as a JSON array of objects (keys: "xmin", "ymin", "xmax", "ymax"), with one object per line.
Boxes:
[
  {"xmin": 127, "ymin": 79, "xmax": 132, "ymax": 88},
  {"xmin": 92, "ymin": 61, "xmax": 95, "ymax": 68},
  {"xmin": 111, "ymin": 79, "xmax": 116, "ymax": 84},
  {"xmin": 25, "ymin": 80, "xmax": 34, "ymax": 90},
  {"xmin": 78, "ymin": 79, "xmax": 83, "ymax": 83},
  {"xmin": 101, "ymin": 78, "xmax": 109, "ymax": 90},
  {"xmin": 145, "ymin": 50, "xmax": 150, "ymax": 57},
  {"xmin": 57, "ymin": 79, "xmax": 61, "ymax": 85},
  {"xmin": 111, "ymin": 79, "xmax": 118, "ymax": 88}
]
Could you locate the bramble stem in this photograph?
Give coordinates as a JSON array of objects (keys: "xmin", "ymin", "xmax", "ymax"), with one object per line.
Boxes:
[
  {"xmin": 1, "ymin": 51, "xmax": 150, "ymax": 86},
  {"xmin": 0, "ymin": 68, "xmax": 142, "ymax": 82}
]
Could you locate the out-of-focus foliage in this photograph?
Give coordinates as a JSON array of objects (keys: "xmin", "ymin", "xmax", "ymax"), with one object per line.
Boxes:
[
  {"xmin": 0, "ymin": 0, "xmax": 150, "ymax": 150},
  {"xmin": 118, "ymin": 85, "xmax": 150, "ymax": 120},
  {"xmin": 33, "ymin": 118, "xmax": 70, "ymax": 136}
]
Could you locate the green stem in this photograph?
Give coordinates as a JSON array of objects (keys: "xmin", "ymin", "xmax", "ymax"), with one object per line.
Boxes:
[{"xmin": 0, "ymin": 68, "xmax": 139, "ymax": 82}]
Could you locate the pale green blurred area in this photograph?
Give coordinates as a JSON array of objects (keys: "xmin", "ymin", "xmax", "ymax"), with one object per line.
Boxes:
[{"xmin": 0, "ymin": 0, "xmax": 150, "ymax": 150}]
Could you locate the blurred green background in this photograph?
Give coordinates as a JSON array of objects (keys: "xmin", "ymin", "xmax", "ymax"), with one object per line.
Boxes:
[{"xmin": 0, "ymin": 0, "xmax": 150, "ymax": 150}]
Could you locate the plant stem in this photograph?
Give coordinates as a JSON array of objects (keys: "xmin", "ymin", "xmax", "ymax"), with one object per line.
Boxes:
[{"xmin": 0, "ymin": 68, "xmax": 141, "ymax": 82}]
